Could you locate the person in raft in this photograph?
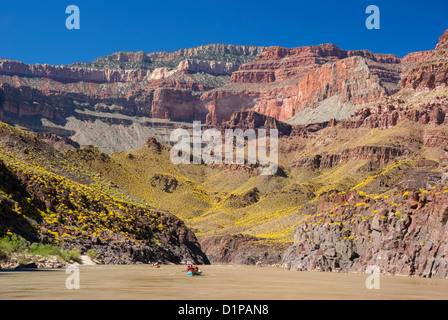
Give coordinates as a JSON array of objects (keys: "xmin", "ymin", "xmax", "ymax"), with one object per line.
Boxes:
[{"xmin": 187, "ymin": 265, "xmax": 199, "ymax": 272}]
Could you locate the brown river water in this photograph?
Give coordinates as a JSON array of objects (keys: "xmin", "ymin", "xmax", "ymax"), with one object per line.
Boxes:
[{"xmin": 0, "ymin": 264, "xmax": 447, "ymax": 300}]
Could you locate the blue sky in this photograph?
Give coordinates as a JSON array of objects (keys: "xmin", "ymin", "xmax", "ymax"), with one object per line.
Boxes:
[{"xmin": 0, "ymin": 0, "xmax": 447, "ymax": 65}]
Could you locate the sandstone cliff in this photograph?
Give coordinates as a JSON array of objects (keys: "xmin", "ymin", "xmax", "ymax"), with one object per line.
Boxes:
[
  {"xmin": 104, "ymin": 44, "xmax": 266, "ymax": 64},
  {"xmin": 0, "ymin": 58, "xmax": 154, "ymax": 83},
  {"xmin": 178, "ymin": 59, "xmax": 240, "ymax": 76},
  {"xmin": 0, "ymin": 31, "xmax": 447, "ymax": 153},
  {"xmin": 217, "ymin": 43, "xmax": 403, "ymax": 126},
  {"xmin": 231, "ymin": 43, "xmax": 401, "ymax": 84},
  {"xmin": 402, "ymin": 29, "xmax": 448, "ymax": 90}
]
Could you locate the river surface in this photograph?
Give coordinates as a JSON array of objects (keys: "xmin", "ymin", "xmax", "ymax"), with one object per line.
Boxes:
[{"xmin": 0, "ymin": 265, "xmax": 447, "ymax": 300}]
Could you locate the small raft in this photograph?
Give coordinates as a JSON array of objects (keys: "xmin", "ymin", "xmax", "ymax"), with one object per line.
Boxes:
[{"xmin": 186, "ymin": 269, "xmax": 202, "ymax": 276}]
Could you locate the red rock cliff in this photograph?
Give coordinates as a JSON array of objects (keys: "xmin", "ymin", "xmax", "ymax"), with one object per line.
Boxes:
[{"xmin": 402, "ymin": 29, "xmax": 448, "ymax": 90}]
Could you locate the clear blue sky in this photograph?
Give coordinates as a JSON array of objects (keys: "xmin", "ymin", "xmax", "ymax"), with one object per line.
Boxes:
[{"xmin": 0, "ymin": 0, "xmax": 447, "ymax": 65}]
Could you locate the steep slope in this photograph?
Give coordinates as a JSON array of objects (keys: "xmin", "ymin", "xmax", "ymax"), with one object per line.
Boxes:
[
  {"xmin": 402, "ymin": 29, "xmax": 448, "ymax": 90},
  {"xmin": 282, "ymin": 186, "xmax": 448, "ymax": 278},
  {"xmin": 0, "ymin": 121, "xmax": 209, "ymax": 265},
  {"xmin": 68, "ymin": 99, "xmax": 447, "ymax": 239}
]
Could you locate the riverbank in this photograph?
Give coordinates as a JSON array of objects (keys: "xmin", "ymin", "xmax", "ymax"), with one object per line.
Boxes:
[
  {"xmin": 1, "ymin": 265, "xmax": 447, "ymax": 300},
  {"xmin": 0, "ymin": 253, "xmax": 97, "ymax": 270},
  {"xmin": 0, "ymin": 254, "xmax": 67, "ymax": 269}
]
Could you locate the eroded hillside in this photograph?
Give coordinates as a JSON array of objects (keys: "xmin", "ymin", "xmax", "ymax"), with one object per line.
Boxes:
[{"xmin": 0, "ymin": 121, "xmax": 209, "ymax": 265}]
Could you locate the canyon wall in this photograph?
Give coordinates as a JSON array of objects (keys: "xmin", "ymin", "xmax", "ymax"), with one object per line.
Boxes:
[
  {"xmin": 282, "ymin": 188, "xmax": 448, "ymax": 278},
  {"xmin": 402, "ymin": 30, "xmax": 448, "ymax": 90},
  {"xmin": 0, "ymin": 31, "xmax": 446, "ymax": 152}
]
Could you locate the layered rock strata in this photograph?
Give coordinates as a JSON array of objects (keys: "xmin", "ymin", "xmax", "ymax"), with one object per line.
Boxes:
[{"xmin": 282, "ymin": 188, "xmax": 448, "ymax": 278}]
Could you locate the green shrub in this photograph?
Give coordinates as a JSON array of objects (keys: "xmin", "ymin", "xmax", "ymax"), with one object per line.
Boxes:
[
  {"xmin": 86, "ymin": 250, "xmax": 99, "ymax": 261},
  {"xmin": 0, "ymin": 234, "xmax": 28, "ymax": 254},
  {"xmin": 0, "ymin": 234, "xmax": 82, "ymax": 263},
  {"xmin": 0, "ymin": 247, "xmax": 7, "ymax": 261},
  {"xmin": 59, "ymin": 249, "xmax": 82, "ymax": 264},
  {"xmin": 29, "ymin": 242, "xmax": 61, "ymax": 257}
]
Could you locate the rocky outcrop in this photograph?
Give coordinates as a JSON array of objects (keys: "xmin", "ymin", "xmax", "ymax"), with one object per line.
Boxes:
[
  {"xmin": 178, "ymin": 59, "xmax": 240, "ymax": 76},
  {"xmin": 200, "ymin": 234, "xmax": 291, "ymax": 265},
  {"xmin": 402, "ymin": 29, "xmax": 448, "ymax": 90},
  {"xmin": 104, "ymin": 51, "xmax": 150, "ymax": 63},
  {"xmin": 223, "ymin": 110, "xmax": 292, "ymax": 136},
  {"xmin": 290, "ymin": 121, "xmax": 332, "ymax": 138},
  {"xmin": 436, "ymin": 29, "xmax": 448, "ymax": 51},
  {"xmin": 294, "ymin": 145, "xmax": 407, "ymax": 169},
  {"xmin": 402, "ymin": 60, "xmax": 448, "ymax": 91},
  {"xmin": 35, "ymin": 132, "xmax": 80, "ymax": 152},
  {"xmin": 0, "ymin": 43, "xmax": 265, "ymax": 142},
  {"xmin": 202, "ymin": 89, "xmax": 259, "ymax": 125},
  {"xmin": 104, "ymin": 44, "xmax": 266, "ymax": 63},
  {"xmin": 0, "ymin": 255, "xmax": 68, "ymax": 269},
  {"xmin": 231, "ymin": 43, "xmax": 401, "ymax": 85},
  {"xmin": 282, "ymin": 188, "xmax": 448, "ymax": 278},
  {"xmin": 402, "ymin": 50, "xmax": 434, "ymax": 73},
  {"xmin": 203, "ymin": 53, "xmax": 391, "ymax": 125},
  {"xmin": 59, "ymin": 209, "xmax": 210, "ymax": 265},
  {"xmin": 342, "ymin": 95, "xmax": 448, "ymax": 130},
  {"xmin": 423, "ymin": 129, "xmax": 448, "ymax": 149},
  {"xmin": 0, "ymin": 83, "xmax": 69, "ymax": 121},
  {"xmin": 0, "ymin": 58, "xmax": 154, "ymax": 84},
  {"xmin": 294, "ymin": 56, "xmax": 393, "ymax": 107}
]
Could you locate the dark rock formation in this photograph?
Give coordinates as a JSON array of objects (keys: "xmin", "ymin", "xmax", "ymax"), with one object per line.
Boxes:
[
  {"xmin": 341, "ymin": 93, "xmax": 448, "ymax": 130},
  {"xmin": 282, "ymin": 188, "xmax": 448, "ymax": 278},
  {"xmin": 36, "ymin": 132, "xmax": 80, "ymax": 152},
  {"xmin": 223, "ymin": 110, "xmax": 292, "ymax": 136},
  {"xmin": 0, "ymin": 144, "xmax": 210, "ymax": 266},
  {"xmin": 200, "ymin": 234, "xmax": 291, "ymax": 265},
  {"xmin": 292, "ymin": 145, "xmax": 407, "ymax": 169}
]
